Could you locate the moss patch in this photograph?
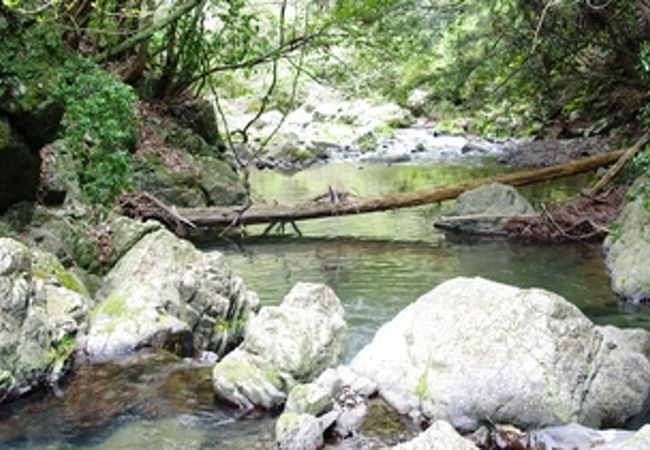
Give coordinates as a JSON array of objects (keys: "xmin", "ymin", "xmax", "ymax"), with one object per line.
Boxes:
[
  {"xmin": 96, "ymin": 294, "xmax": 128, "ymax": 318},
  {"xmin": 265, "ymin": 367, "xmax": 283, "ymax": 387},
  {"xmin": 214, "ymin": 313, "xmax": 250, "ymax": 335},
  {"xmin": 48, "ymin": 332, "xmax": 76, "ymax": 361},
  {"xmin": 32, "ymin": 254, "xmax": 89, "ymax": 297},
  {"xmin": 415, "ymin": 370, "xmax": 428, "ymax": 399}
]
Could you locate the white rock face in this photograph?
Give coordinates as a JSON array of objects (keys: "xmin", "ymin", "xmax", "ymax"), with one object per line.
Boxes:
[
  {"xmin": 604, "ymin": 184, "xmax": 650, "ymax": 303},
  {"xmin": 604, "ymin": 425, "xmax": 650, "ymax": 449},
  {"xmin": 275, "ymin": 413, "xmax": 324, "ymax": 450},
  {"xmin": 85, "ymin": 229, "xmax": 258, "ymax": 357},
  {"xmin": 351, "ymin": 277, "xmax": 650, "ymax": 431},
  {"xmin": 527, "ymin": 423, "xmax": 635, "ymax": 449},
  {"xmin": 212, "ymin": 282, "xmax": 347, "ymax": 410},
  {"xmin": 222, "ymin": 83, "xmax": 411, "ymax": 158},
  {"xmin": 0, "ymin": 238, "xmax": 91, "ymax": 400},
  {"xmin": 392, "ymin": 421, "xmax": 478, "ymax": 450}
]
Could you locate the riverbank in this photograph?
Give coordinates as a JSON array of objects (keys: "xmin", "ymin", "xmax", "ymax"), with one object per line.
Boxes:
[{"xmin": 2, "ymin": 155, "xmax": 650, "ymax": 449}]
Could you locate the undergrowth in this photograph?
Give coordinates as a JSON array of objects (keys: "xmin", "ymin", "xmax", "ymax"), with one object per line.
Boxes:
[{"xmin": 55, "ymin": 59, "xmax": 137, "ymax": 206}]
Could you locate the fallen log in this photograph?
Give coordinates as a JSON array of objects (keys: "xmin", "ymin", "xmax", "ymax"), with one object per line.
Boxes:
[
  {"xmin": 180, "ymin": 148, "xmax": 628, "ymax": 229},
  {"xmin": 588, "ymin": 133, "xmax": 648, "ymax": 196}
]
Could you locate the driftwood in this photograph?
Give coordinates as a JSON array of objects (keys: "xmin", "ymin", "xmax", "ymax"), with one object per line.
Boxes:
[
  {"xmin": 589, "ymin": 133, "xmax": 648, "ymax": 196},
  {"xmin": 115, "ymin": 192, "xmax": 196, "ymax": 235},
  {"xmin": 180, "ymin": 148, "xmax": 628, "ymax": 230},
  {"xmin": 503, "ymin": 187, "xmax": 625, "ymax": 242}
]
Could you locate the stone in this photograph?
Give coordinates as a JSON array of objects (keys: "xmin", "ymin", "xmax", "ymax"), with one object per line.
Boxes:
[
  {"xmin": 0, "ymin": 238, "xmax": 91, "ymax": 402},
  {"xmin": 37, "ymin": 140, "xmax": 82, "ymax": 206},
  {"xmin": 85, "ymin": 229, "xmax": 258, "ymax": 357},
  {"xmin": 351, "ymin": 277, "xmax": 650, "ymax": 431},
  {"xmin": 337, "ymin": 365, "xmax": 377, "ymax": 398},
  {"xmin": 276, "ymin": 413, "xmax": 323, "ymax": 450},
  {"xmin": 392, "ymin": 421, "xmax": 478, "ymax": 450},
  {"xmin": 605, "ymin": 425, "xmax": 650, "ymax": 449},
  {"xmin": 435, "ymin": 183, "xmax": 535, "ymax": 234},
  {"xmin": 315, "ymin": 368, "xmax": 343, "ymax": 398},
  {"xmin": 285, "ymin": 383, "xmax": 334, "ymax": 416},
  {"xmin": 604, "ymin": 179, "xmax": 650, "ymax": 303},
  {"xmin": 168, "ymin": 98, "xmax": 220, "ymax": 146},
  {"xmin": 212, "ymin": 282, "xmax": 347, "ymax": 410},
  {"xmin": 199, "ymin": 156, "xmax": 247, "ymax": 205},
  {"xmin": 220, "ymin": 82, "xmax": 413, "ymax": 164},
  {"xmin": 526, "ymin": 423, "xmax": 634, "ymax": 449},
  {"xmin": 334, "ymin": 402, "xmax": 368, "ymax": 438},
  {"xmin": 499, "ymin": 137, "xmax": 611, "ymax": 168},
  {"xmin": 132, "ymin": 155, "xmax": 207, "ymax": 207}
]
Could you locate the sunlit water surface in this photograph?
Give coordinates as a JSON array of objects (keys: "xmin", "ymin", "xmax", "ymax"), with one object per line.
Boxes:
[{"xmin": 3, "ymin": 160, "xmax": 649, "ymax": 449}]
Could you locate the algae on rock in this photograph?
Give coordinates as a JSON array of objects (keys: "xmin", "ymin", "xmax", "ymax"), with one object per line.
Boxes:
[
  {"xmin": 0, "ymin": 238, "xmax": 91, "ymax": 402},
  {"xmin": 213, "ymin": 282, "xmax": 347, "ymax": 410},
  {"xmin": 85, "ymin": 228, "xmax": 258, "ymax": 357}
]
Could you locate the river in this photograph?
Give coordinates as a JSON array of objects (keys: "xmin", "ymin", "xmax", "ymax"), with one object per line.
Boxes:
[{"xmin": 2, "ymin": 159, "xmax": 649, "ymax": 449}]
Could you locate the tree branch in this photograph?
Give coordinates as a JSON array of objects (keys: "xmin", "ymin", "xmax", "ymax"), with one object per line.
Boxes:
[{"xmin": 93, "ymin": 0, "xmax": 203, "ymax": 64}]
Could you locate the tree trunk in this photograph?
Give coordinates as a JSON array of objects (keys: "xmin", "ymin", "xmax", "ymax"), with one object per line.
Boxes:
[{"xmin": 179, "ymin": 148, "xmax": 628, "ymax": 229}]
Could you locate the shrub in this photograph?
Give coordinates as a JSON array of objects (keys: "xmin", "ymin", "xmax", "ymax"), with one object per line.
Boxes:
[{"xmin": 55, "ymin": 59, "xmax": 137, "ymax": 205}]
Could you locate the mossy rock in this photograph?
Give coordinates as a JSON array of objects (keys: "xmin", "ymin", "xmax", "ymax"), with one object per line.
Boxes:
[
  {"xmin": 0, "ymin": 24, "xmax": 65, "ymax": 146},
  {"xmin": 168, "ymin": 99, "xmax": 221, "ymax": 146},
  {"xmin": 38, "ymin": 140, "xmax": 82, "ymax": 206},
  {"xmin": 31, "ymin": 249, "xmax": 90, "ymax": 297},
  {"xmin": 132, "ymin": 156, "xmax": 206, "ymax": 207},
  {"xmin": 199, "ymin": 157, "xmax": 247, "ymax": 206}
]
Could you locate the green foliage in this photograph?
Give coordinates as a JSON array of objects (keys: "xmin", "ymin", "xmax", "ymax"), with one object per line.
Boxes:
[
  {"xmin": 55, "ymin": 59, "xmax": 137, "ymax": 205},
  {"xmin": 608, "ymin": 220, "xmax": 622, "ymax": 242},
  {"xmin": 0, "ymin": 18, "xmax": 65, "ymax": 116}
]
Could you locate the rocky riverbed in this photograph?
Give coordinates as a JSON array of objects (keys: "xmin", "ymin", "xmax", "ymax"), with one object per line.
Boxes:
[
  {"xmin": 2, "ymin": 80, "xmax": 650, "ymax": 449},
  {"xmin": 2, "ymin": 191, "xmax": 650, "ymax": 448}
]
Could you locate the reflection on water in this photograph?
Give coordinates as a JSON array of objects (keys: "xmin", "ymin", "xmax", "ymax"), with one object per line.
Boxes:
[
  {"xmin": 221, "ymin": 236, "xmax": 650, "ymax": 360},
  {"xmin": 0, "ymin": 351, "xmax": 275, "ymax": 449},
  {"xmin": 219, "ymin": 162, "xmax": 650, "ymax": 358},
  {"xmin": 3, "ymin": 161, "xmax": 649, "ymax": 449}
]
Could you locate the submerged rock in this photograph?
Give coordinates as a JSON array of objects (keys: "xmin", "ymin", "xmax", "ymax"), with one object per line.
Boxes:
[
  {"xmin": 351, "ymin": 277, "xmax": 650, "ymax": 431},
  {"xmin": 604, "ymin": 177, "xmax": 650, "ymax": 303},
  {"xmin": 435, "ymin": 183, "xmax": 535, "ymax": 234},
  {"xmin": 85, "ymin": 229, "xmax": 258, "ymax": 357},
  {"xmin": 212, "ymin": 283, "xmax": 347, "ymax": 410},
  {"xmin": 392, "ymin": 420, "xmax": 477, "ymax": 450},
  {"xmin": 0, "ymin": 238, "xmax": 91, "ymax": 402}
]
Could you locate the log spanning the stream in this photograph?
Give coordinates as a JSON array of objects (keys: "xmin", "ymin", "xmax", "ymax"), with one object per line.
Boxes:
[{"xmin": 179, "ymin": 149, "xmax": 627, "ymax": 232}]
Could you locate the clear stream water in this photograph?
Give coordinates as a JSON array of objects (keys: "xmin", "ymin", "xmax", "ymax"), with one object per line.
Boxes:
[{"xmin": 2, "ymin": 159, "xmax": 650, "ymax": 449}]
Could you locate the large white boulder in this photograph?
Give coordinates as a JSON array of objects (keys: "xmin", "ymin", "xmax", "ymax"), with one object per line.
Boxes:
[
  {"xmin": 604, "ymin": 178, "xmax": 650, "ymax": 303},
  {"xmin": 351, "ymin": 277, "xmax": 650, "ymax": 431},
  {"xmin": 0, "ymin": 238, "xmax": 91, "ymax": 401},
  {"xmin": 212, "ymin": 282, "xmax": 347, "ymax": 410},
  {"xmin": 392, "ymin": 421, "xmax": 478, "ymax": 450},
  {"xmin": 85, "ymin": 229, "xmax": 258, "ymax": 357}
]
